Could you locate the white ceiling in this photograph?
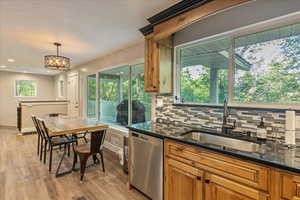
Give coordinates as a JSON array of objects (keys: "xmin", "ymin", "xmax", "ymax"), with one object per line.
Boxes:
[{"xmin": 0, "ymin": 0, "xmax": 180, "ymax": 75}]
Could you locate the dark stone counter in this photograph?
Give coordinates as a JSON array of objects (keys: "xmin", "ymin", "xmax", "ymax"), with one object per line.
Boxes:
[{"xmin": 127, "ymin": 121, "xmax": 300, "ymax": 173}]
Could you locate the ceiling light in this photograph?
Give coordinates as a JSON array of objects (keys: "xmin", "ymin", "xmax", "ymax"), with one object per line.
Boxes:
[
  {"xmin": 23, "ymin": 71, "xmax": 28, "ymax": 73},
  {"xmin": 0, "ymin": 65, "xmax": 7, "ymax": 68},
  {"xmin": 45, "ymin": 42, "xmax": 70, "ymax": 71},
  {"xmin": 81, "ymin": 68, "xmax": 87, "ymax": 72},
  {"xmin": 8, "ymin": 58, "xmax": 15, "ymax": 63}
]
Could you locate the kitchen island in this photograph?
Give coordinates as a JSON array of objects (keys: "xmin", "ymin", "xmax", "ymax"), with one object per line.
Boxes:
[{"xmin": 128, "ymin": 121, "xmax": 300, "ymax": 200}]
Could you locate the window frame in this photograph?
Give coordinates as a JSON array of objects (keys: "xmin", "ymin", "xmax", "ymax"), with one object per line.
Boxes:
[
  {"xmin": 174, "ymin": 12, "xmax": 300, "ymax": 110},
  {"xmin": 86, "ymin": 74, "xmax": 97, "ymax": 119},
  {"xmin": 15, "ymin": 80, "xmax": 37, "ymax": 97},
  {"xmin": 58, "ymin": 80, "xmax": 64, "ymax": 97}
]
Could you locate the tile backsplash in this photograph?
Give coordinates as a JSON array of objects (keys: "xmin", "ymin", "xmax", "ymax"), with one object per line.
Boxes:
[{"xmin": 155, "ymin": 95, "xmax": 300, "ymax": 141}]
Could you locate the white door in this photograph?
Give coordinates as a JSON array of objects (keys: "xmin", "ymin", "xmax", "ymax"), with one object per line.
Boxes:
[{"xmin": 67, "ymin": 72, "xmax": 79, "ymax": 116}]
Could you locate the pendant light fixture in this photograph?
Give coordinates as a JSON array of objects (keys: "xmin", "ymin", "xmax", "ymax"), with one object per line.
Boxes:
[{"xmin": 45, "ymin": 42, "xmax": 70, "ymax": 71}]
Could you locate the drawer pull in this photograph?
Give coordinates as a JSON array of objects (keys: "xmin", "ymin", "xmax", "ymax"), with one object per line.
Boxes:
[
  {"xmin": 176, "ymin": 147, "xmax": 185, "ymax": 151},
  {"xmin": 205, "ymin": 179, "xmax": 210, "ymax": 184}
]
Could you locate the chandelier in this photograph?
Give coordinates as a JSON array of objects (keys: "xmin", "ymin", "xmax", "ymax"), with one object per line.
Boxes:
[{"xmin": 45, "ymin": 42, "xmax": 70, "ymax": 71}]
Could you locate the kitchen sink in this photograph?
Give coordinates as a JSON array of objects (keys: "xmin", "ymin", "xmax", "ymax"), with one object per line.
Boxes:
[{"xmin": 181, "ymin": 131, "xmax": 262, "ymax": 153}]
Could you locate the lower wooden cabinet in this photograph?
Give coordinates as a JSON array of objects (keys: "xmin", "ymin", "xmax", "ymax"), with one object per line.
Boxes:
[
  {"xmin": 281, "ymin": 173, "xmax": 300, "ymax": 200},
  {"xmin": 165, "ymin": 156, "xmax": 269, "ymax": 200},
  {"xmin": 164, "ymin": 140, "xmax": 300, "ymax": 200},
  {"xmin": 165, "ymin": 158, "xmax": 204, "ymax": 200},
  {"xmin": 204, "ymin": 173, "xmax": 269, "ymax": 200}
]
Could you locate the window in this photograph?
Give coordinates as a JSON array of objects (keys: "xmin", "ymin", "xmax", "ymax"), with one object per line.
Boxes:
[
  {"xmin": 131, "ymin": 64, "xmax": 152, "ymax": 122},
  {"xmin": 87, "ymin": 74, "xmax": 96, "ymax": 118},
  {"xmin": 15, "ymin": 80, "xmax": 37, "ymax": 97},
  {"xmin": 99, "ymin": 66, "xmax": 130, "ymax": 125},
  {"xmin": 177, "ymin": 37, "xmax": 229, "ymax": 104},
  {"xmin": 59, "ymin": 80, "xmax": 64, "ymax": 97},
  {"xmin": 234, "ymin": 22, "xmax": 300, "ymax": 104},
  {"xmin": 175, "ymin": 20, "xmax": 300, "ymax": 106}
]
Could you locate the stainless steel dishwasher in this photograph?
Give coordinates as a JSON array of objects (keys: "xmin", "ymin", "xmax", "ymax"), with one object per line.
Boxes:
[{"xmin": 129, "ymin": 131, "xmax": 163, "ymax": 200}]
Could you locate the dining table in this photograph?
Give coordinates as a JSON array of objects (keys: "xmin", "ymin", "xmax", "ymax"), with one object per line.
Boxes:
[{"xmin": 40, "ymin": 115, "xmax": 109, "ymax": 177}]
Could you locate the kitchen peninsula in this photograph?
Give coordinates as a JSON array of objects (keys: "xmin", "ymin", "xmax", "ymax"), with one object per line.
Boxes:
[{"xmin": 17, "ymin": 100, "xmax": 68, "ymax": 134}]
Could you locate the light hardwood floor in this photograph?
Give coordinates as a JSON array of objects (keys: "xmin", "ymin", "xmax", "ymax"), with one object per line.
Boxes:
[{"xmin": 0, "ymin": 126, "xmax": 147, "ymax": 200}]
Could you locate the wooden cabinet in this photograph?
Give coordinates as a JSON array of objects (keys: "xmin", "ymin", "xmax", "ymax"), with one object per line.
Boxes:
[
  {"xmin": 165, "ymin": 157, "xmax": 204, "ymax": 200},
  {"xmin": 165, "ymin": 140, "xmax": 269, "ymax": 191},
  {"xmin": 144, "ymin": 34, "xmax": 172, "ymax": 93},
  {"xmin": 165, "ymin": 140, "xmax": 270, "ymax": 200},
  {"xmin": 205, "ymin": 173, "xmax": 268, "ymax": 200},
  {"xmin": 280, "ymin": 173, "xmax": 300, "ymax": 200}
]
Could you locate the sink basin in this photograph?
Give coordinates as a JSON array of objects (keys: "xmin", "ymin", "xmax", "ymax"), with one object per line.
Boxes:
[{"xmin": 181, "ymin": 131, "xmax": 262, "ymax": 153}]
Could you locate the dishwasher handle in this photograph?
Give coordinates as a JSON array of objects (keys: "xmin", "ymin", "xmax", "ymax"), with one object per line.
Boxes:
[
  {"xmin": 131, "ymin": 132, "xmax": 156, "ymax": 143},
  {"xmin": 131, "ymin": 133, "xmax": 149, "ymax": 142}
]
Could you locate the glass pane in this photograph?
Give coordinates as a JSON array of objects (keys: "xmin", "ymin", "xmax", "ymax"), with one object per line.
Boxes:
[
  {"xmin": 234, "ymin": 22, "xmax": 300, "ymax": 104},
  {"xmin": 16, "ymin": 80, "xmax": 37, "ymax": 97},
  {"xmin": 179, "ymin": 37, "xmax": 229, "ymax": 104},
  {"xmin": 87, "ymin": 74, "xmax": 96, "ymax": 118},
  {"xmin": 131, "ymin": 63, "xmax": 152, "ymax": 124},
  {"xmin": 99, "ymin": 66, "xmax": 130, "ymax": 126}
]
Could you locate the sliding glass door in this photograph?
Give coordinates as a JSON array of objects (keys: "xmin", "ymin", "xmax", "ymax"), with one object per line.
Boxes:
[
  {"xmin": 98, "ymin": 66, "xmax": 130, "ymax": 126},
  {"xmin": 131, "ymin": 64, "xmax": 152, "ymax": 123},
  {"xmin": 87, "ymin": 74, "xmax": 97, "ymax": 119},
  {"xmin": 88, "ymin": 64, "xmax": 151, "ymax": 126}
]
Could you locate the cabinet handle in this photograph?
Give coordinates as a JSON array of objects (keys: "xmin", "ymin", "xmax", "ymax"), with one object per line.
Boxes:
[
  {"xmin": 205, "ymin": 179, "xmax": 210, "ymax": 184},
  {"xmin": 197, "ymin": 176, "xmax": 202, "ymax": 181},
  {"xmin": 176, "ymin": 147, "xmax": 185, "ymax": 151}
]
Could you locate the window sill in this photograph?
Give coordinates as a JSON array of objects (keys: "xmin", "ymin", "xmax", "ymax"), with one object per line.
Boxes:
[{"xmin": 173, "ymin": 103, "xmax": 300, "ymax": 113}]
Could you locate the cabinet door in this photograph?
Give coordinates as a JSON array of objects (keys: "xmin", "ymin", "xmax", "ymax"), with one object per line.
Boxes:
[
  {"xmin": 281, "ymin": 173, "xmax": 300, "ymax": 200},
  {"xmin": 205, "ymin": 173, "xmax": 269, "ymax": 200},
  {"xmin": 165, "ymin": 158, "xmax": 203, "ymax": 200},
  {"xmin": 144, "ymin": 34, "xmax": 159, "ymax": 92}
]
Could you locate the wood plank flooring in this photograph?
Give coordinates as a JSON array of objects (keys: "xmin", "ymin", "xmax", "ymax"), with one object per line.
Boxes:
[{"xmin": 0, "ymin": 126, "xmax": 148, "ymax": 200}]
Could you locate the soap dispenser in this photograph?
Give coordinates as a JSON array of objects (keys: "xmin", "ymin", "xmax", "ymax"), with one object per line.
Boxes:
[{"xmin": 257, "ymin": 117, "xmax": 267, "ymax": 141}]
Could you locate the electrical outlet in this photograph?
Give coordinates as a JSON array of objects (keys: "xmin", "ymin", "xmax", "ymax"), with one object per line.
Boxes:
[
  {"xmin": 157, "ymin": 99, "xmax": 163, "ymax": 107},
  {"xmin": 296, "ymin": 116, "xmax": 300, "ymax": 129}
]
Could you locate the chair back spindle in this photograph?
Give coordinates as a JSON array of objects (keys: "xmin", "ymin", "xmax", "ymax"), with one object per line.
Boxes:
[
  {"xmin": 90, "ymin": 129, "xmax": 107, "ymax": 154},
  {"xmin": 36, "ymin": 118, "xmax": 51, "ymax": 142}
]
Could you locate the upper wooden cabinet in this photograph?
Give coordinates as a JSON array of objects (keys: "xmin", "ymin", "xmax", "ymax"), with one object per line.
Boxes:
[{"xmin": 144, "ymin": 34, "xmax": 172, "ymax": 93}]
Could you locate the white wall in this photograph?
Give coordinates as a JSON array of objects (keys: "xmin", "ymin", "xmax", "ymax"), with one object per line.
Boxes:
[{"xmin": 0, "ymin": 71, "xmax": 55, "ymax": 126}]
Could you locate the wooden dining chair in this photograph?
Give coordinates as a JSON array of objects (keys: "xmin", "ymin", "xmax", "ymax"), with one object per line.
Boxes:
[
  {"xmin": 32, "ymin": 115, "xmax": 44, "ymax": 161},
  {"xmin": 72, "ymin": 129, "xmax": 107, "ymax": 182},
  {"xmin": 36, "ymin": 118, "xmax": 74, "ymax": 174}
]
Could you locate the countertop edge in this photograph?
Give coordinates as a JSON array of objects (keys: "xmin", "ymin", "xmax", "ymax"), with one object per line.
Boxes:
[{"xmin": 128, "ymin": 127, "xmax": 300, "ymax": 174}]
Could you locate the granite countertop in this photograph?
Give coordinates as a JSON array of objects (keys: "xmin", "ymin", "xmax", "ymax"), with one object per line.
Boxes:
[{"xmin": 127, "ymin": 121, "xmax": 300, "ymax": 173}]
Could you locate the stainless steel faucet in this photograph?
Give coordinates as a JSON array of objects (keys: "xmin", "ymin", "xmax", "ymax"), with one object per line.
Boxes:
[{"xmin": 222, "ymin": 99, "xmax": 236, "ymax": 134}]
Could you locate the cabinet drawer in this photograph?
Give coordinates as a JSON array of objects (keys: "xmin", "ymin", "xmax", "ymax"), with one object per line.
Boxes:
[{"xmin": 165, "ymin": 140, "xmax": 269, "ymax": 191}]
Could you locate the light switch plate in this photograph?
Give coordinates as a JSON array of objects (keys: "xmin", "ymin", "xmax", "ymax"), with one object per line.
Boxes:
[{"xmin": 157, "ymin": 99, "xmax": 163, "ymax": 107}]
